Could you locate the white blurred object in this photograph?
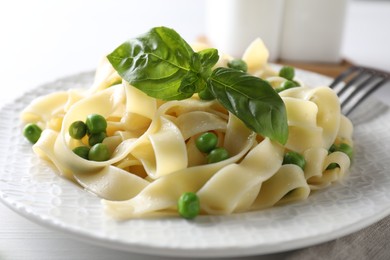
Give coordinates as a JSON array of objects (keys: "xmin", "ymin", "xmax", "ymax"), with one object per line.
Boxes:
[
  {"xmin": 205, "ymin": 0, "xmax": 284, "ymax": 61},
  {"xmin": 280, "ymin": 0, "xmax": 348, "ymax": 63}
]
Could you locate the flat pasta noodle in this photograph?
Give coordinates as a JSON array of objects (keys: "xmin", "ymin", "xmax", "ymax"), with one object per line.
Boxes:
[
  {"xmin": 253, "ymin": 164, "xmax": 310, "ymax": 209},
  {"xmin": 103, "ymin": 115, "xmax": 256, "ymax": 219},
  {"xmin": 20, "ymin": 38, "xmax": 354, "ymax": 219},
  {"xmin": 197, "ymin": 137, "xmax": 284, "ymax": 215}
]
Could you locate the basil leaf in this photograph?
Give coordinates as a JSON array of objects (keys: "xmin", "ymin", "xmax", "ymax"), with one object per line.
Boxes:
[
  {"xmin": 198, "ymin": 48, "xmax": 219, "ymax": 80},
  {"xmin": 198, "ymin": 48, "xmax": 219, "ymax": 69},
  {"xmin": 107, "ymin": 26, "xmax": 194, "ymax": 100},
  {"xmin": 190, "ymin": 53, "xmax": 202, "ymax": 73},
  {"xmin": 208, "ymin": 67, "xmax": 288, "ymax": 144},
  {"xmin": 107, "ymin": 27, "xmax": 288, "ymax": 145},
  {"xmin": 179, "ymin": 71, "xmax": 203, "ymax": 94}
]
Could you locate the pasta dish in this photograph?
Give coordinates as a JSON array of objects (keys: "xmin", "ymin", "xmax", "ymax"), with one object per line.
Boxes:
[{"xmin": 20, "ymin": 27, "xmax": 353, "ymax": 220}]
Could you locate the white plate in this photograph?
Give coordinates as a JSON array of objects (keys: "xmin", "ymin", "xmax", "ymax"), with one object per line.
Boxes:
[{"xmin": 0, "ymin": 70, "xmax": 390, "ymax": 258}]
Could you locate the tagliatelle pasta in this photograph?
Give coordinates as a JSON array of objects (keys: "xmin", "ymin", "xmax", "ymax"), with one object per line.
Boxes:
[{"xmin": 21, "ymin": 35, "xmax": 353, "ymax": 220}]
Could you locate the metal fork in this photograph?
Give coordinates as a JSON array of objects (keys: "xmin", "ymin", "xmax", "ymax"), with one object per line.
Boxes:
[{"xmin": 329, "ymin": 66, "xmax": 389, "ymax": 115}]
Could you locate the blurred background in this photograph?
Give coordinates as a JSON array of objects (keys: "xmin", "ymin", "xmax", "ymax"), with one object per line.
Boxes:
[{"xmin": 0, "ymin": 0, "xmax": 389, "ymax": 95}]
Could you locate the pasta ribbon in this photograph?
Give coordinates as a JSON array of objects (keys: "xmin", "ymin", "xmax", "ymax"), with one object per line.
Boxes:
[{"xmin": 21, "ymin": 38, "xmax": 354, "ymax": 219}]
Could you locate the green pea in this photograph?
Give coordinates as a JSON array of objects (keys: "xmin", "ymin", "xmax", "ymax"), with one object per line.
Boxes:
[
  {"xmin": 88, "ymin": 143, "xmax": 110, "ymax": 161},
  {"xmin": 69, "ymin": 121, "xmax": 87, "ymax": 139},
  {"xmin": 88, "ymin": 132, "xmax": 107, "ymax": 146},
  {"xmin": 86, "ymin": 114, "xmax": 107, "ymax": 134},
  {"xmin": 198, "ymin": 87, "xmax": 215, "ymax": 100},
  {"xmin": 279, "ymin": 66, "xmax": 295, "ymax": 80},
  {"xmin": 177, "ymin": 192, "xmax": 200, "ymax": 219},
  {"xmin": 326, "ymin": 163, "xmax": 339, "ymax": 170},
  {"xmin": 23, "ymin": 123, "xmax": 42, "ymax": 144},
  {"xmin": 72, "ymin": 146, "xmax": 90, "ymax": 160},
  {"xmin": 196, "ymin": 132, "xmax": 218, "ymax": 153},
  {"xmin": 328, "ymin": 144, "xmax": 338, "ymax": 153},
  {"xmin": 207, "ymin": 147, "xmax": 229, "ymax": 164},
  {"xmin": 275, "ymin": 80, "xmax": 298, "ymax": 93},
  {"xmin": 227, "ymin": 59, "xmax": 248, "ymax": 72},
  {"xmin": 338, "ymin": 143, "xmax": 353, "ymax": 160},
  {"xmin": 283, "ymin": 80, "xmax": 297, "ymax": 89},
  {"xmin": 275, "ymin": 87, "xmax": 283, "ymax": 93},
  {"xmin": 328, "ymin": 143, "xmax": 353, "ymax": 160},
  {"xmin": 283, "ymin": 151, "xmax": 306, "ymax": 170}
]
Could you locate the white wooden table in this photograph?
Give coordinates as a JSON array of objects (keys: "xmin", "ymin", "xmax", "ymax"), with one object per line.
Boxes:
[{"xmin": 0, "ymin": 1, "xmax": 389, "ymax": 259}]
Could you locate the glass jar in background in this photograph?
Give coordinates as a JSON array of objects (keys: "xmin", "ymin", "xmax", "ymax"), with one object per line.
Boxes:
[
  {"xmin": 205, "ymin": 0, "xmax": 285, "ymax": 61},
  {"xmin": 279, "ymin": 0, "xmax": 349, "ymax": 63}
]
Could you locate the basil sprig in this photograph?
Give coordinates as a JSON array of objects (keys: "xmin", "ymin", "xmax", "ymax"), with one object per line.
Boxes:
[
  {"xmin": 208, "ymin": 68, "xmax": 288, "ymax": 144},
  {"xmin": 107, "ymin": 26, "xmax": 288, "ymax": 144}
]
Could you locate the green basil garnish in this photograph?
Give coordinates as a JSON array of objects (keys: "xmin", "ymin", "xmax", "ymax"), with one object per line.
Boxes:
[
  {"xmin": 208, "ymin": 67, "xmax": 288, "ymax": 144},
  {"xmin": 107, "ymin": 26, "xmax": 288, "ymax": 144},
  {"xmin": 107, "ymin": 27, "xmax": 193, "ymax": 100}
]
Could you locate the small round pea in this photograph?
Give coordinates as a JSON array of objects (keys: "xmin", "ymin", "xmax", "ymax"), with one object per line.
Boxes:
[
  {"xmin": 326, "ymin": 163, "xmax": 339, "ymax": 170},
  {"xmin": 275, "ymin": 80, "xmax": 297, "ymax": 93},
  {"xmin": 69, "ymin": 120, "xmax": 87, "ymax": 139},
  {"xmin": 88, "ymin": 143, "xmax": 110, "ymax": 161},
  {"xmin": 281, "ymin": 80, "xmax": 297, "ymax": 89},
  {"xmin": 328, "ymin": 143, "xmax": 353, "ymax": 160},
  {"xmin": 328, "ymin": 144, "xmax": 338, "ymax": 153},
  {"xmin": 283, "ymin": 151, "xmax": 306, "ymax": 170},
  {"xmin": 23, "ymin": 123, "xmax": 42, "ymax": 144},
  {"xmin": 279, "ymin": 66, "xmax": 295, "ymax": 80},
  {"xmin": 177, "ymin": 192, "xmax": 200, "ymax": 219},
  {"xmin": 72, "ymin": 146, "xmax": 90, "ymax": 160},
  {"xmin": 198, "ymin": 87, "xmax": 215, "ymax": 100},
  {"xmin": 88, "ymin": 132, "xmax": 107, "ymax": 146},
  {"xmin": 86, "ymin": 114, "xmax": 107, "ymax": 134},
  {"xmin": 227, "ymin": 59, "xmax": 248, "ymax": 72},
  {"xmin": 338, "ymin": 143, "xmax": 353, "ymax": 160},
  {"xmin": 195, "ymin": 132, "xmax": 218, "ymax": 153},
  {"xmin": 207, "ymin": 147, "xmax": 229, "ymax": 164}
]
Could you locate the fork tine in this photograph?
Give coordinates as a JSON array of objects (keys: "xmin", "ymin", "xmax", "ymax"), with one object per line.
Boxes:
[
  {"xmin": 329, "ymin": 66, "xmax": 360, "ymax": 89},
  {"xmin": 342, "ymin": 74, "xmax": 389, "ymax": 115},
  {"xmin": 329, "ymin": 65, "xmax": 390, "ymax": 115},
  {"xmin": 336, "ymin": 67, "xmax": 374, "ymax": 97}
]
